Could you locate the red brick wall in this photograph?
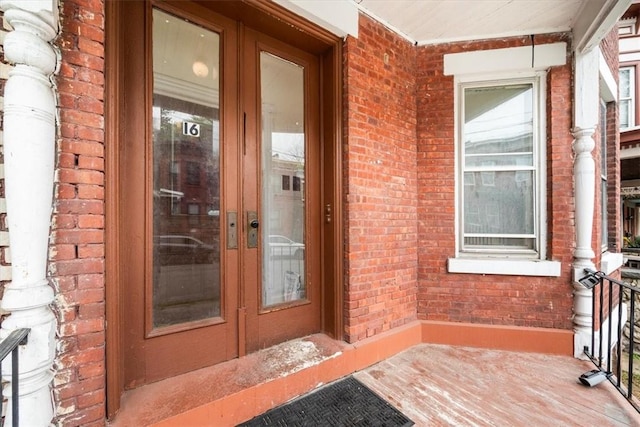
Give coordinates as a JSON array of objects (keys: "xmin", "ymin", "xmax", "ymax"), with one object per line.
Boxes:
[
  {"xmin": 546, "ymin": 47, "xmax": 575, "ymax": 275},
  {"xmin": 601, "ymin": 26, "xmax": 619, "ymax": 77},
  {"xmin": 415, "ymin": 34, "xmax": 576, "ymax": 329},
  {"xmin": 343, "ymin": 15, "xmax": 419, "ymax": 342},
  {"xmin": 606, "ymin": 105, "xmax": 622, "ymax": 254},
  {"xmin": 343, "ymin": 18, "xmax": 579, "ymax": 337},
  {"xmin": 52, "ymin": 0, "xmax": 106, "ymax": 425}
]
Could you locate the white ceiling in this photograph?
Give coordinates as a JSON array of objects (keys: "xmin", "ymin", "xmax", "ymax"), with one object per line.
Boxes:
[{"xmin": 355, "ymin": 0, "xmax": 608, "ymax": 46}]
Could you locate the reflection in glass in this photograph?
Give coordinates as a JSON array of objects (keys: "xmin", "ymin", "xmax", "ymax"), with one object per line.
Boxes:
[
  {"xmin": 463, "ymin": 84, "xmax": 535, "ymax": 250},
  {"xmin": 619, "ymin": 67, "xmax": 634, "ymax": 129},
  {"xmin": 600, "ymin": 101, "xmax": 608, "ymax": 250},
  {"xmin": 464, "ymin": 84, "xmax": 533, "ymax": 158},
  {"xmin": 260, "ymin": 52, "xmax": 306, "ymax": 307},
  {"xmin": 152, "ymin": 9, "xmax": 221, "ymax": 327}
]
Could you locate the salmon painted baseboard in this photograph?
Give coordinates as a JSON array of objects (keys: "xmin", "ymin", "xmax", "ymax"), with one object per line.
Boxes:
[{"xmin": 110, "ymin": 321, "xmax": 573, "ymax": 426}]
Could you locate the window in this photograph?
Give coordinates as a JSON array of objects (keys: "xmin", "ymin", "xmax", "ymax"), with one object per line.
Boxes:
[
  {"xmin": 282, "ymin": 175, "xmax": 290, "ymax": 191},
  {"xmin": 600, "ymin": 100, "xmax": 608, "ymax": 252},
  {"xmin": 459, "ymin": 80, "xmax": 541, "ymax": 257},
  {"xmin": 186, "ymin": 161, "xmax": 200, "ymax": 185},
  {"xmin": 599, "ymin": 49, "xmax": 625, "ymax": 275},
  {"xmin": 444, "ymin": 44, "xmax": 564, "ymax": 276},
  {"xmin": 620, "ymin": 66, "xmax": 635, "ymax": 129},
  {"xmin": 187, "ymin": 203, "xmax": 200, "ymax": 215}
]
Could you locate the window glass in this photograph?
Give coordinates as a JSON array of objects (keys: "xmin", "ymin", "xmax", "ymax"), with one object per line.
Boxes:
[
  {"xmin": 620, "ymin": 67, "xmax": 635, "ymax": 129},
  {"xmin": 461, "ymin": 82, "xmax": 538, "ymax": 253},
  {"xmin": 151, "ymin": 9, "xmax": 221, "ymax": 327},
  {"xmin": 260, "ymin": 52, "xmax": 306, "ymax": 307},
  {"xmin": 600, "ymin": 101, "xmax": 608, "ymax": 251}
]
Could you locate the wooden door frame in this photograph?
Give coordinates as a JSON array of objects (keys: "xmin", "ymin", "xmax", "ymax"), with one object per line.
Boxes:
[
  {"xmin": 105, "ymin": 0, "xmax": 125, "ymax": 416},
  {"xmin": 104, "ymin": 0, "xmax": 344, "ymax": 418}
]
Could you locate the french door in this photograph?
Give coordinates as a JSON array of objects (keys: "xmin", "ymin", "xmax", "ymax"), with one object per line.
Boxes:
[
  {"xmin": 120, "ymin": 1, "xmax": 321, "ymax": 387},
  {"xmin": 242, "ymin": 28, "xmax": 322, "ymax": 353}
]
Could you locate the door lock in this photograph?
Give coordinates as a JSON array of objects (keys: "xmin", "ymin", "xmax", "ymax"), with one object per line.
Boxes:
[
  {"xmin": 247, "ymin": 211, "xmax": 259, "ymax": 248},
  {"xmin": 227, "ymin": 211, "xmax": 238, "ymax": 249}
]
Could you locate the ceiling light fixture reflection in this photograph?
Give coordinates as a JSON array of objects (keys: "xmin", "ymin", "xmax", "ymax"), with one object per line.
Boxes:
[{"xmin": 192, "ymin": 60, "xmax": 209, "ymax": 78}]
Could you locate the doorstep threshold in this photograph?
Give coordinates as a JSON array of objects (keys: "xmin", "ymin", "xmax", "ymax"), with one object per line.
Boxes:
[
  {"xmin": 109, "ymin": 334, "xmax": 346, "ymax": 426},
  {"xmin": 108, "ymin": 322, "xmax": 422, "ymax": 426}
]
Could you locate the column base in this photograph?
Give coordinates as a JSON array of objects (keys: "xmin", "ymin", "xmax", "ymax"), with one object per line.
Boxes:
[{"xmin": 574, "ymin": 328, "xmax": 592, "ymax": 360}]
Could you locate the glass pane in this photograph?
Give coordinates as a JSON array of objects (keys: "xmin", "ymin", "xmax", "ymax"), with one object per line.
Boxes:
[
  {"xmin": 260, "ymin": 52, "xmax": 306, "ymax": 307},
  {"xmin": 600, "ymin": 100, "xmax": 608, "ymax": 249},
  {"xmin": 463, "ymin": 170, "xmax": 534, "ymax": 239},
  {"xmin": 152, "ymin": 9, "xmax": 221, "ymax": 327},
  {"xmin": 464, "ymin": 84, "xmax": 534, "ymax": 160},
  {"xmin": 602, "ymin": 179, "xmax": 608, "ymax": 248},
  {"xmin": 600, "ymin": 102, "xmax": 607, "ymax": 173},
  {"xmin": 463, "ymin": 83, "xmax": 536, "ymax": 251},
  {"xmin": 620, "ymin": 68, "xmax": 632, "ymax": 98},
  {"xmin": 464, "ymin": 236, "xmax": 534, "ymax": 249},
  {"xmin": 465, "ymin": 153, "xmax": 533, "ymax": 168},
  {"xmin": 620, "ymin": 100, "xmax": 630, "ymax": 128}
]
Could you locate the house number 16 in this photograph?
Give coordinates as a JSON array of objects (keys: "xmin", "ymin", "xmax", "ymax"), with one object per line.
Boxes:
[{"xmin": 182, "ymin": 122, "xmax": 200, "ymax": 137}]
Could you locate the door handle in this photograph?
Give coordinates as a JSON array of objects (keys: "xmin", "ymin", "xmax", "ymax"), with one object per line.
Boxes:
[{"xmin": 247, "ymin": 211, "xmax": 259, "ymax": 248}]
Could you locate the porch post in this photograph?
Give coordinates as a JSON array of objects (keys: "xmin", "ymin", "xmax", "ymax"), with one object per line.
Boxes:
[
  {"xmin": 572, "ymin": 48, "xmax": 598, "ymax": 359},
  {"xmin": 0, "ymin": 0, "xmax": 58, "ymax": 425}
]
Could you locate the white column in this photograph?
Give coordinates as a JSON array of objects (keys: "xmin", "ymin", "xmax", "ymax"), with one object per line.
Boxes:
[
  {"xmin": 0, "ymin": 0, "xmax": 58, "ymax": 425},
  {"xmin": 572, "ymin": 48, "xmax": 598, "ymax": 359},
  {"xmin": 572, "ymin": 127, "xmax": 597, "ymax": 358}
]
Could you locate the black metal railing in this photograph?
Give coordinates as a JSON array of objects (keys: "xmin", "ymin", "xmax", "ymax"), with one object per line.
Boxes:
[
  {"xmin": 579, "ymin": 268, "xmax": 640, "ymax": 412},
  {"xmin": 0, "ymin": 328, "xmax": 29, "ymax": 427}
]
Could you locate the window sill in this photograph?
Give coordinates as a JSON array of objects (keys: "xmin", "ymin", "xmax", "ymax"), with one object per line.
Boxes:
[
  {"xmin": 601, "ymin": 252, "xmax": 624, "ymax": 275},
  {"xmin": 447, "ymin": 258, "xmax": 562, "ymax": 277}
]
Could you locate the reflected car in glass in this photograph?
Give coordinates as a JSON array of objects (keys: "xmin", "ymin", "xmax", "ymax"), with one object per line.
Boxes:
[
  {"xmin": 268, "ymin": 234, "xmax": 304, "ymax": 259},
  {"xmin": 156, "ymin": 235, "xmax": 215, "ymax": 265}
]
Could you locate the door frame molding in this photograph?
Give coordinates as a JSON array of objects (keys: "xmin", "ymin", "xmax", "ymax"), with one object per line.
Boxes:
[
  {"xmin": 104, "ymin": 0, "xmax": 123, "ymax": 417},
  {"xmin": 105, "ymin": 0, "xmax": 343, "ymax": 418}
]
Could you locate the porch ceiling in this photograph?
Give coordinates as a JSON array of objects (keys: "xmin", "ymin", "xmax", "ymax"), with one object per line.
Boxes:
[{"xmin": 355, "ymin": 0, "xmax": 624, "ymax": 47}]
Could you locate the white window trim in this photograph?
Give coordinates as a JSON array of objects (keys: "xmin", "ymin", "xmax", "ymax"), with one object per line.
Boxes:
[
  {"xmin": 448, "ymin": 258, "xmax": 561, "ymax": 277},
  {"xmin": 599, "ymin": 51, "xmax": 617, "ymax": 103},
  {"xmin": 601, "ymin": 252, "xmax": 624, "ymax": 275},
  {"xmin": 457, "ymin": 77, "xmax": 544, "ymax": 258},
  {"xmin": 619, "ymin": 18, "xmax": 636, "ymax": 36},
  {"xmin": 619, "ymin": 66, "xmax": 635, "ymax": 129},
  {"xmin": 444, "ymin": 43, "xmax": 567, "ymax": 76},
  {"xmin": 445, "ymin": 45, "xmax": 566, "ymax": 277}
]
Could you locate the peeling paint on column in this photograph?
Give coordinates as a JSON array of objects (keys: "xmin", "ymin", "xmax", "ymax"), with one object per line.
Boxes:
[{"xmin": 0, "ymin": 0, "xmax": 59, "ymax": 425}]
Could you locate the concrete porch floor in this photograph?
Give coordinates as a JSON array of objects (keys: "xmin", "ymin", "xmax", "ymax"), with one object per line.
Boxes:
[{"xmin": 109, "ymin": 322, "xmax": 640, "ymax": 426}]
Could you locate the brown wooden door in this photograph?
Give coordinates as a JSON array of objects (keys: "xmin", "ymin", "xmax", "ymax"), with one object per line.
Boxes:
[
  {"xmin": 242, "ymin": 29, "xmax": 321, "ymax": 353},
  {"xmin": 120, "ymin": 1, "xmax": 320, "ymax": 387}
]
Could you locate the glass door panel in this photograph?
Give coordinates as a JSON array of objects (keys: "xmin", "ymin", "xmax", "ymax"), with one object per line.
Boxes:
[
  {"xmin": 151, "ymin": 9, "xmax": 221, "ymax": 328},
  {"xmin": 260, "ymin": 52, "xmax": 306, "ymax": 308}
]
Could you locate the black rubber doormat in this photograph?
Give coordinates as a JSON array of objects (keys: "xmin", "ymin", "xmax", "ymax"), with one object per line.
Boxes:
[{"xmin": 237, "ymin": 376, "xmax": 414, "ymax": 427}]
